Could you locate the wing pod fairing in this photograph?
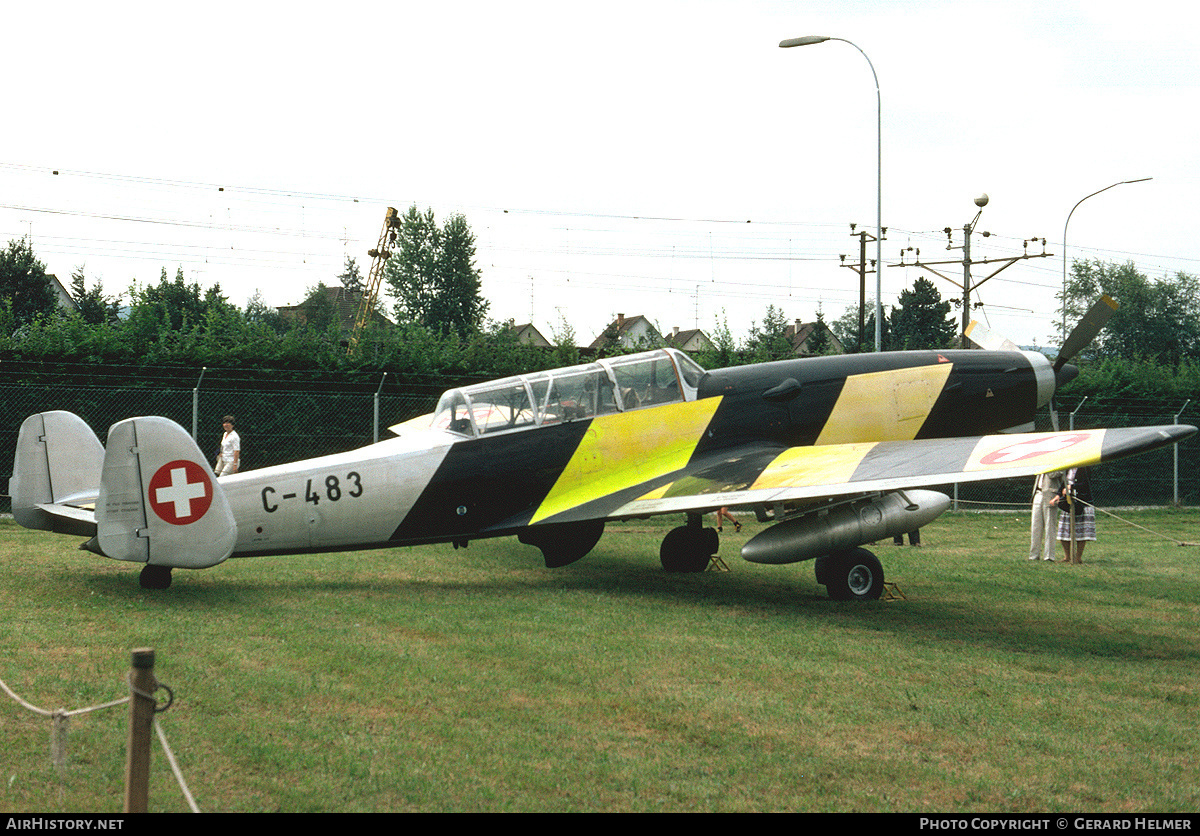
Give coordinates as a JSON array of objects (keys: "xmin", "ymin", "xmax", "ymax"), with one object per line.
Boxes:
[{"xmin": 740, "ymin": 489, "xmax": 951, "ymax": 565}]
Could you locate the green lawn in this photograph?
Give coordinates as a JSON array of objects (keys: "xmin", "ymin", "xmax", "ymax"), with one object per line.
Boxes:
[{"xmin": 2, "ymin": 509, "xmax": 1198, "ymax": 812}]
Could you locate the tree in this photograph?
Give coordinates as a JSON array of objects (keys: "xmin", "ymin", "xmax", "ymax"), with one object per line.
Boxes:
[
  {"xmin": 745, "ymin": 305, "xmax": 795, "ymax": 363},
  {"xmin": 131, "ymin": 267, "xmax": 209, "ymax": 331},
  {"xmin": 295, "ymin": 283, "xmax": 339, "ymax": 333},
  {"xmin": 245, "ymin": 290, "xmax": 286, "ymax": 334},
  {"xmin": 337, "ymin": 255, "xmax": 364, "ymax": 295},
  {"xmin": 549, "ymin": 310, "xmax": 580, "ymax": 367},
  {"xmin": 384, "ymin": 206, "xmax": 489, "ymax": 340},
  {"xmin": 806, "ymin": 310, "xmax": 832, "ymax": 355},
  {"xmin": 890, "ymin": 277, "xmax": 955, "ymax": 350},
  {"xmin": 698, "ymin": 310, "xmax": 738, "ymax": 369},
  {"xmin": 0, "ymin": 238, "xmax": 59, "ymax": 327},
  {"xmin": 1061, "ymin": 260, "xmax": 1200, "ymax": 364},
  {"xmin": 70, "ymin": 266, "xmax": 122, "ymax": 325},
  {"xmin": 832, "ymin": 298, "xmax": 891, "ymax": 353}
]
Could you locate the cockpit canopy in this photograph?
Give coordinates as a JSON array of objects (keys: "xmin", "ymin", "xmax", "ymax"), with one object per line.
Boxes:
[{"xmin": 431, "ymin": 348, "xmax": 706, "ymax": 437}]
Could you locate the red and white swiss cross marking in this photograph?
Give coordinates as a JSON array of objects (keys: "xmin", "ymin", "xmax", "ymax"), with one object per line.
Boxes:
[
  {"xmin": 147, "ymin": 460, "xmax": 213, "ymax": 525},
  {"xmin": 979, "ymin": 433, "xmax": 1090, "ymax": 466}
]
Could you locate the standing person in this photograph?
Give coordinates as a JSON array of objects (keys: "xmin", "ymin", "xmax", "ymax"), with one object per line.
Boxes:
[
  {"xmin": 1030, "ymin": 470, "xmax": 1065, "ymax": 561},
  {"xmin": 1054, "ymin": 466, "xmax": 1095, "ymax": 564},
  {"xmin": 714, "ymin": 507, "xmax": 741, "ymax": 533},
  {"xmin": 893, "ymin": 530, "xmax": 921, "ymax": 547},
  {"xmin": 214, "ymin": 415, "xmax": 241, "ymax": 476}
]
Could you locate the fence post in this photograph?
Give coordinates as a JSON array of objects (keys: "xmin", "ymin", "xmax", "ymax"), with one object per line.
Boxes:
[
  {"xmin": 192, "ymin": 367, "xmax": 207, "ymax": 443},
  {"xmin": 1175, "ymin": 400, "xmax": 1190, "ymax": 506},
  {"xmin": 374, "ymin": 372, "xmax": 388, "ymax": 444},
  {"xmin": 124, "ymin": 648, "xmax": 157, "ymax": 813},
  {"xmin": 1069, "ymin": 396, "xmax": 1088, "ymax": 431}
]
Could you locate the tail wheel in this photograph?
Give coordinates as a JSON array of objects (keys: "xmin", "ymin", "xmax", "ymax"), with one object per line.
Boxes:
[
  {"xmin": 821, "ymin": 548, "xmax": 883, "ymax": 601},
  {"xmin": 139, "ymin": 564, "xmax": 173, "ymax": 590}
]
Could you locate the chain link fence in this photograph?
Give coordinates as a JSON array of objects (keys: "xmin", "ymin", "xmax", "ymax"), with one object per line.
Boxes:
[
  {"xmin": 2, "ymin": 365, "xmax": 1197, "ymax": 514},
  {"xmin": 1, "ymin": 367, "xmax": 448, "ymax": 516}
]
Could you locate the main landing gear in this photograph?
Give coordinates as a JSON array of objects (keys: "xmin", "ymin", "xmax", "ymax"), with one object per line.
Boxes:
[
  {"xmin": 139, "ymin": 564, "xmax": 173, "ymax": 590},
  {"xmin": 658, "ymin": 516, "xmax": 886, "ymax": 600},
  {"xmin": 814, "ymin": 547, "xmax": 884, "ymax": 601},
  {"xmin": 660, "ymin": 513, "xmax": 718, "ymax": 573}
]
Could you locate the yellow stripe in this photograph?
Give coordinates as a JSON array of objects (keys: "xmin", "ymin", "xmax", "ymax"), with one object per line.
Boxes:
[
  {"xmin": 531, "ymin": 397, "xmax": 723, "ymax": 523},
  {"xmin": 749, "ymin": 442, "xmax": 877, "ymax": 490},
  {"xmin": 815, "ymin": 362, "xmax": 953, "ymax": 445}
]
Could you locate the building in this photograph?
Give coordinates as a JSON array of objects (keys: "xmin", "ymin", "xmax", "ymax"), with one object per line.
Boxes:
[
  {"xmin": 663, "ymin": 326, "xmax": 713, "ymax": 354},
  {"xmin": 589, "ymin": 313, "xmax": 663, "ymax": 352},
  {"xmin": 47, "ymin": 274, "xmax": 79, "ymax": 315},
  {"xmin": 785, "ymin": 318, "xmax": 843, "ymax": 356},
  {"xmin": 506, "ymin": 321, "xmax": 552, "ymax": 348},
  {"xmin": 277, "ymin": 284, "xmax": 393, "ymax": 332}
]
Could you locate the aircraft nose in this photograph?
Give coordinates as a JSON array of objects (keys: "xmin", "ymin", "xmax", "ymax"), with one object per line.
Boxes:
[{"xmin": 1055, "ymin": 362, "xmax": 1079, "ymax": 389}]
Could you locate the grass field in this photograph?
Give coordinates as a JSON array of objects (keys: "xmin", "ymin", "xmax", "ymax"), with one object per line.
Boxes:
[{"xmin": 1, "ymin": 508, "xmax": 1198, "ymax": 813}]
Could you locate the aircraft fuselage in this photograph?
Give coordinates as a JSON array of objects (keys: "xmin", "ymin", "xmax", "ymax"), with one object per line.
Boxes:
[{"xmin": 218, "ymin": 348, "xmax": 1054, "ymax": 557}]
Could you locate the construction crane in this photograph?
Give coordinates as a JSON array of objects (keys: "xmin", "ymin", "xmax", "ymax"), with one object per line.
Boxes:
[{"xmin": 347, "ymin": 206, "xmax": 401, "ymax": 356}]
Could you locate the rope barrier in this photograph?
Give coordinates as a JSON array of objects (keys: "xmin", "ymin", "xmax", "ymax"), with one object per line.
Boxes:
[
  {"xmin": 0, "ymin": 669, "xmax": 200, "ymax": 812},
  {"xmin": 154, "ymin": 718, "xmax": 201, "ymax": 813},
  {"xmin": 951, "ymin": 497, "xmax": 1198, "ymax": 547},
  {"xmin": 1080, "ymin": 499, "xmax": 1200, "ymax": 547}
]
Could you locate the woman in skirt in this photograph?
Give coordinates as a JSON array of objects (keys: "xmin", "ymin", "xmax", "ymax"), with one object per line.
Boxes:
[{"xmin": 1052, "ymin": 466, "xmax": 1095, "ymax": 564}]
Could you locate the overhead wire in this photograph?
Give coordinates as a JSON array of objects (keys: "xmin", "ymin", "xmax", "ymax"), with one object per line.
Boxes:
[{"xmin": 4, "ymin": 160, "xmax": 1195, "ymax": 338}]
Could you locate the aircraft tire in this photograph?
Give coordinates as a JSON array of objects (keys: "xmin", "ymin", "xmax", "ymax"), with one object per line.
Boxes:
[
  {"xmin": 822, "ymin": 548, "xmax": 883, "ymax": 601},
  {"xmin": 139, "ymin": 564, "xmax": 173, "ymax": 590},
  {"xmin": 660, "ymin": 525, "xmax": 716, "ymax": 573}
]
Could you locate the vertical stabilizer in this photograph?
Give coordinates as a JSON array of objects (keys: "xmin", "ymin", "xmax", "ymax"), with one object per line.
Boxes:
[
  {"xmin": 11, "ymin": 411, "xmax": 105, "ymax": 535},
  {"xmin": 97, "ymin": 417, "xmax": 237, "ymax": 569}
]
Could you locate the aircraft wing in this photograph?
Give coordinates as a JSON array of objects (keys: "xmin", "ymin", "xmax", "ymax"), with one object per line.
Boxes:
[{"xmin": 536, "ymin": 424, "xmax": 1195, "ymax": 523}]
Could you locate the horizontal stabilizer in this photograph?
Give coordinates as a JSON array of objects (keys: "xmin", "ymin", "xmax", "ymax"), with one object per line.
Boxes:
[
  {"xmin": 97, "ymin": 417, "xmax": 237, "ymax": 569},
  {"xmin": 11, "ymin": 411, "xmax": 104, "ymax": 536}
]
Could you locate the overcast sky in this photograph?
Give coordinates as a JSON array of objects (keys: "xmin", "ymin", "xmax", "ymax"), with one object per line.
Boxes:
[{"xmin": 4, "ymin": 0, "xmax": 1197, "ymax": 352}]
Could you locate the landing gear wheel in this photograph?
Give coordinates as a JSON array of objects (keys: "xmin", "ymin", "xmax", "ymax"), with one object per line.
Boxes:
[
  {"xmin": 660, "ymin": 524, "xmax": 718, "ymax": 573},
  {"xmin": 820, "ymin": 548, "xmax": 883, "ymax": 601},
  {"xmin": 139, "ymin": 564, "xmax": 173, "ymax": 590}
]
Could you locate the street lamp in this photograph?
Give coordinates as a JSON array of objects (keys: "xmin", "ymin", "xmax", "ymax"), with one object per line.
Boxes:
[
  {"xmin": 1061, "ymin": 177, "xmax": 1152, "ymax": 342},
  {"xmin": 780, "ymin": 35, "xmax": 883, "ymax": 351}
]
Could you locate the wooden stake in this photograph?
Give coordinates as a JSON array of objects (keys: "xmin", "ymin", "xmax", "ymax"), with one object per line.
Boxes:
[{"xmin": 124, "ymin": 648, "xmax": 156, "ymax": 813}]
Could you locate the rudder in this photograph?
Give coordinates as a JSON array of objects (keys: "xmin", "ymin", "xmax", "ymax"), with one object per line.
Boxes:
[{"xmin": 97, "ymin": 416, "xmax": 237, "ymax": 569}]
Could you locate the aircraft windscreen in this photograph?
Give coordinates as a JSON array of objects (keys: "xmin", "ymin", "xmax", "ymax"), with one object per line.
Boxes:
[
  {"xmin": 607, "ymin": 353, "xmax": 682, "ymax": 409},
  {"xmin": 432, "ymin": 349, "xmax": 699, "ymax": 437}
]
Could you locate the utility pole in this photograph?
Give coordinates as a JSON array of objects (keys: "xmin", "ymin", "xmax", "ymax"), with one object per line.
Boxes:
[
  {"xmin": 894, "ymin": 195, "xmax": 1052, "ymax": 341},
  {"xmin": 839, "ymin": 223, "xmax": 885, "ymax": 352}
]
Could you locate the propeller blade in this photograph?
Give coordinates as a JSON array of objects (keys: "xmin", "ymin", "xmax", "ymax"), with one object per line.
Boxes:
[
  {"xmin": 964, "ymin": 320, "xmax": 1019, "ymax": 352},
  {"xmin": 1055, "ymin": 295, "xmax": 1117, "ymax": 372},
  {"xmin": 1050, "ymin": 397, "xmax": 1060, "ymax": 432}
]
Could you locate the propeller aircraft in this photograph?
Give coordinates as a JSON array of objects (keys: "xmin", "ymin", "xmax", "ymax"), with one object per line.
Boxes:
[{"xmin": 9, "ymin": 298, "xmax": 1195, "ymax": 597}]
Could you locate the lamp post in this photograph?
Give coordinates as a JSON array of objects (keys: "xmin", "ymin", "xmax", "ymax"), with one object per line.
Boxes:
[
  {"xmin": 780, "ymin": 35, "xmax": 883, "ymax": 351},
  {"xmin": 1061, "ymin": 177, "xmax": 1152, "ymax": 342}
]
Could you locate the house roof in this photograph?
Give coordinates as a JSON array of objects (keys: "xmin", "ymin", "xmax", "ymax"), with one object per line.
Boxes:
[
  {"xmin": 506, "ymin": 321, "xmax": 552, "ymax": 348},
  {"xmin": 277, "ymin": 284, "xmax": 393, "ymax": 331},
  {"xmin": 663, "ymin": 327, "xmax": 713, "ymax": 353},
  {"xmin": 589, "ymin": 313, "xmax": 661, "ymax": 350},
  {"xmin": 784, "ymin": 319, "xmax": 843, "ymax": 355}
]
